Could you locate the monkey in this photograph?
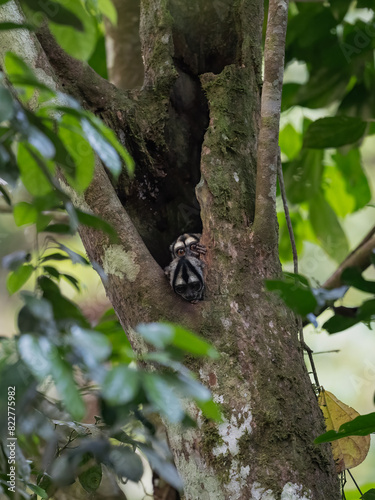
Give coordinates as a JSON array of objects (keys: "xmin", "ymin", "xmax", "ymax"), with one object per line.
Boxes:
[
  {"xmin": 169, "ymin": 233, "xmax": 207, "ymax": 259},
  {"xmin": 165, "ymin": 233, "xmax": 206, "ymax": 303}
]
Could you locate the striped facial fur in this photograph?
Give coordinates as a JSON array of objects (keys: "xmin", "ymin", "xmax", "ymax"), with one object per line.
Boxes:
[
  {"xmin": 165, "ymin": 233, "xmax": 206, "ymax": 303},
  {"xmin": 169, "ymin": 233, "xmax": 207, "ymax": 259}
]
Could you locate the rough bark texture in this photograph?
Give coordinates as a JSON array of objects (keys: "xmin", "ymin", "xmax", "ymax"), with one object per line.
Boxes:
[
  {"xmin": 253, "ymin": 0, "xmax": 289, "ymax": 249},
  {"xmin": 104, "ymin": 0, "xmax": 144, "ymax": 89},
  {"xmin": 0, "ymin": 0, "xmax": 341, "ymax": 498}
]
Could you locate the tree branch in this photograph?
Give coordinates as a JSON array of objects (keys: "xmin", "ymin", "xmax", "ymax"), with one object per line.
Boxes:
[
  {"xmin": 253, "ymin": 0, "xmax": 289, "ymax": 248},
  {"xmin": 0, "ymin": 0, "xmax": 201, "ymax": 334},
  {"xmin": 35, "ymin": 23, "xmax": 133, "ymax": 114},
  {"xmin": 104, "ymin": 0, "xmax": 144, "ymax": 90},
  {"xmin": 302, "ymin": 225, "xmax": 375, "ymax": 326},
  {"xmin": 322, "ymin": 225, "xmax": 375, "ymax": 290}
]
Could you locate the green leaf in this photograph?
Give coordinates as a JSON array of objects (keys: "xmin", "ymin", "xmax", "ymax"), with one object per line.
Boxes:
[
  {"xmin": 38, "ymin": 276, "xmax": 88, "ymax": 325},
  {"xmin": 81, "ymin": 118, "xmax": 122, "ymax": 178},
  {"xmin": 139, "ymin": 446, "xmax": 183, "ymax": 491},
  {"xmin": 174, "ymin": 373, "xmax": 211, "ymax": 402},
  {"xmin": 58, "ymin": 116, "xmax": 95, "ymax": 191},
  {"xmin": 43, "ymin": 223, "xmax": 73, "ymax": 234},
  {"xmin": 13, "ymin": 201, "xmax": 38, "ymax": 226},
  {"xmin": 27, "ymin": 484, "xmax": 48, "ymax": 499},
  {"xmin": 37, "ymin": 212, "xmax": 53, "ymax": 232},
  {"xmin": 7, "ymin": 264, "xmax": 34, "ymax": 294},
  {"xmin": 25, "ymin": 112, "xmax": 76, "ymax": 173},
  {"xmin": 0, "ymin": 22, "xmax": 34, "ymax": 31},
  {"xmin": 315, "ymin": 412, "xmax": 375, "ymax": 443},
  {"xmin": 98, "ymin": 0, "xmax": 117, "ymax": 24},
  {"xmin": 84, "ymin": 115, "xmax": 134, "ymax": 176},
  {"xmin": 137, "ymin": 323, "xmax": 219, "ymax": 358},
  {"xmin": 279, "ymin": 123, "xmax": 302, "ymax": 160},
  {"xmin": 17, "ymin": 143, "xmax": 54, "ymax": 196},
  {"xmin": 27, "ymin": 127, "xmax": 55, "ymax": 158},
  {"xmin": 322, "ymin": 165, "xmax": 355, "ymax": 217},
  {"xmin": 281, "ymin": 82, "xmax": 300, "ymax": 112},
  {"xmin": 20, "ymin": 0, "xmax": 84, "ymax": 30},
  {"xmin": 18, "ymin": 334, "xmax": 55, "ymax": 379},
  {"xmin": 284, "ymin": 149, "xmax": 324, "ymax": 204},
  {"xmin": 308, "ymin": 191, "xmax": 349, "ymax": 263},
  {"xmin": 171, "ymin": 324, "xmax": 219, "ymax": 358},
  {"xmin": 19, "ymin": 334, "xmax": 85, "ymax": 419},
  {"xmin": 341, "ymin": 267, "xmax": 375, "ymax": 294},
  {"xmin": 21, "ymin": 292, "xmax": 54, "ymax": 321},
  {"xmin": 362, "ymin": 490, "xmax": 375, "ymax": 500},
  {"xmin": 48, "ymin": 0, "xmax": 96, "ymax": 61},
  {"xmin": 87, "ymin": 35, "xmax": 108, "ymax": 79},
  {"xmin": 41, "ymin": 253, "xmax": 70, "ymax": 263},
  {"xmin": 43, "ymin": 266, "xmax": 61, "ymax": 279},
  {"xmin": 333, "ymin": 149, "xmax": 371, "ymax": 211},
  {"xmin": 323, "ymin": 314, "xmax": 359, "ymax": 334},
  {"xmin": 56, "ymin": 242, "xmax": 90, "ymax": 265},
  {"xmin": 70, "ymin": 326, "xmax": 112, "ymax": 364},
  {"xmin": 265, "ymin": 275, "xmax": 318, "ymax": 316},
  {"xmin": 52, "ymin": 358, "xmax": 86, "ymax": 419},
  {"xmin": 197, "ymin": 399, "xmax": 222, "ymax": 422},
  {"xmin": 79, "ymin": 464, "xmax": 102, "ymax": 493},
  {"xmin": 323, "ymin": 299, "xmax": 375, "ymax": 334},
  {"xmin": 102, "ymin": 365, "xmax": 140, "ymax": 405},
  {"xmin": 4, "ymin": 53, "xmax": 53, "ymax": 94},
  {"xmin": 108, "ymin": 447, "xmax": 143, "ymax": 482},
  {"xmin": 143, "ymin": 373, "xmax": 185, "ymax": 423},
  {"xmin": 303, "ymin": 116, "xmax": 367, "ymax": 149},
  {"xmin": 277, "ymin": 211, "xmax": 308, "ymax": 263},
  {"xmin": 293, "ymin": 66, "xmax": 350, "ymax": 110},
  {"xmin": 0, "ymin": 86, "xmax": 14, "ymax": 122},
  {"xmin": 75, "ymin": 209, "xmax": 117, "ymax": 239}
]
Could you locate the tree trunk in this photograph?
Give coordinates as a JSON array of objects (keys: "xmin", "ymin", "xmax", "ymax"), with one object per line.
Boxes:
[
  {"xmin": 104, "ymin": 0, "xmax": 144, "ymax": 89},
  {"xmin": 0, "ymin": 0, "xmax": 341, "ymax": 498}
]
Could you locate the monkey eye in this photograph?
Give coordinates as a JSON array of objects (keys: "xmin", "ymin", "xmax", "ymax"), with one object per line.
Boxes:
[
  {"xmin": 190, "ymin": 244, "xmax": 197, "ymax": 251},
  {"xmin": 177, "ymin": 248, "xmax": 185, "ymax": 256}
]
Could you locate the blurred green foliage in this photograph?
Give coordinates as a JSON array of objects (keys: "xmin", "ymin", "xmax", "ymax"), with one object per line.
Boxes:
[
  {"xmin": 0, "ymin": 4, "xmax": 219, "ymax": 496},
  {"xmin": 279, "ymin": 0, "xmax": 374, "ymax": 264},
  {"xmin": 0, "ymin": 0, "xmax": 374, "ymax": 497}
]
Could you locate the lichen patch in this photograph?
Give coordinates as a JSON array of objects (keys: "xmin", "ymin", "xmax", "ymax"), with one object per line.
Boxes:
[
  {"xmin": 226, "ymin": 461, "xmax": 250, "ymax": 500},
  {"xmin": 250, "ymin": 482, "xmax": 312, "ymax": 500},
  {"xmin": 281, "ymin": 483, "xmax": 312, "ymax": 500},
  {"xmin": 102, "ymin": 245, "xmax": 140, "ymax": 282},
  {"xmin": 213, "ymin": 405, "xmax": 252, "ymax": 457},
  {"xmin": 251, "ymin": 482, "xmax": 275, "ymax": 500}
]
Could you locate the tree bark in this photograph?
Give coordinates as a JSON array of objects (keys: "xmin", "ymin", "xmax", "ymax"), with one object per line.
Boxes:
[
  {"xmin": 104, "ymin": 0, "xmax": 144, "ymax": 89},
  {"xmin": 0, "ymin": 0, "xmax": 341, "ymax": 498}
]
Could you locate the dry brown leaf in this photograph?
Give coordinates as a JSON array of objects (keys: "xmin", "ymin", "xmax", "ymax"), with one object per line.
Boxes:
[{"xmin": 318, "ymin": 389, "xmax": 370, "ymax": 473}]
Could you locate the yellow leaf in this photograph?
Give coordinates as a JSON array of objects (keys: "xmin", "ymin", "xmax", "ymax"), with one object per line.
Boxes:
[{"xmin": 318, "ymin": 389, "xmax": 370, "ymax": 473}]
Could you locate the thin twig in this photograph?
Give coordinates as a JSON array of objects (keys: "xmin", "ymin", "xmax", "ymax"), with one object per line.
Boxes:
[
  {"xmin": 0, "ymin": 205, "xmax": 70, "ymax": 224},
  {"xmin": 302, "ymin": 340, "xmax": 320, "ymax": 389},
  {"xmin": 277, "ymin": 151, "xmax": 298, "ymax": 274},
  {"xmin": 310, "ymin": 350, "xmax": 340, "ymax": 355},
  {"xmin": 347, "ymin": 470, "xmax": 362, "ymax": 496},
  {"xmin": 278, "ymin": 148, "xmax": 320, "ymax": 387},
  {"xmin": 253, "ymin": 0, "xmax": 289, "ymax": 247}
]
